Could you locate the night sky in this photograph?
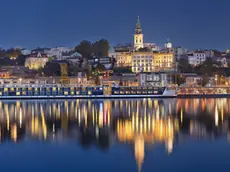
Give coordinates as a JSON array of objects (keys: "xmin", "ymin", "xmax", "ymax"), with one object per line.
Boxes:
[{"xmin": 0, "ymin": 0, "xmax": 230, "ymax": 50}]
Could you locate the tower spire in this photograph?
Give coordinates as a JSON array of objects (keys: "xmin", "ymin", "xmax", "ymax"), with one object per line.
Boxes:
[{"xmin": 135, "ymin": 16, "xmax": 142, "ymax": 34}]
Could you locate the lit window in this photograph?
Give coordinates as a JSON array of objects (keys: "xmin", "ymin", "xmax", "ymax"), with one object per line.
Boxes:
[
  {"xmin": 53, "ymin": 88, "xmax": 56, "ymax": 91},
  {"xmin": 0, "ymin": 92, "xmax": 2, "ymax": 96},
  {"xmin": 76, "ymin": 91, "xmax": 80, "ymax": 95},
  {"xmin": 16, "ymin": 92, "xmax": 20, "ymax": 96},
  {"xmin": 88, "ymin": 91, "xmax": 92, "ymax": 95},
  {"xmin": 10, "ymin": 88, "xmax": 14, "ymax": 91},
  {"xmin": 71, "ymin": 91, "xmax": 75, "ymax": 95},
  {"xmin": 64, "ymin": 92, "xmax": 68, "ymax": 95}
]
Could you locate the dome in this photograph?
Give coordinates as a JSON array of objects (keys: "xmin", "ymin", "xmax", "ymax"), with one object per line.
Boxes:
[
  {"xmin": 165, "ymin": 39, "xmax": 172, "ymax": 49},
  {"xmin": 70, "ymin": 52, "xmax": 82, "ymax": 57}
]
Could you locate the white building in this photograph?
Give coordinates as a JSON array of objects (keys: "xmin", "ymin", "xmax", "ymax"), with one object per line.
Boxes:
[
  {"xmin": 132, "ymin": 52, "xmax": 154, "ymax": 73},
  {"xmin": 139, "ymin": 73, "xmax": 168, "ymax": 87},
  {"xmin": 188, "ymin": 51, "xmax": 206, "ymax": 66},
  {"xmin": 25, "ymin": 52, "xmax": 49, "ymax": 70},
  {"xmin": 174, "ymin": 47, "xmax": 188, "ymax": 60},
  {"xmin": 47, "ymin": 47, "xmax": 72, "ymax": 60},
  {"xmin": 165, "ymin": 39, "xmax": 172, "ymax": 49}
]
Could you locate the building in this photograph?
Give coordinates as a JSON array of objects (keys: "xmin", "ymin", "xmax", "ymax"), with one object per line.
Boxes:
[
  {"xmin": 131, "ymin": 52, "xmax": 174, "ymax": 73},
  {"xmin": 25, "ymin": 52, "xmax": 49, "ymax": 70},
  {"xmin": 32, "ymin": 48, "xmax": 50, "ymax": 55},
  {"xmin": 111, "ymin": 52, "xmax": 132, "ymax": 67},
  {"xmin": 139, "ymin": 72, "xmax": 168, "ymax": 87},
  {"xmin": 144, "ymin": 43, "xmax": 160, "ymax": 51},
  {"xmin": 153, "ymin": 52, "xmax": 174, "ymax": 72},
  {"xmin": 134, "ymin": 16, "xmax": 144, "ymax": 50},
  {"xmin": 188, "ymin": 51, "xmax": 206, "ymax": 66},
  {"xmin": 47, "ymin": 47, "xmax": 72, "ymax": 60},
  {"xmin": 0, "ymin": 69, "xmax": 11, "ymax": 78},
  {"xmin": 132, "ymin": 52, "xmax": 154, "ymax": 73},
  {"xmin": 89, "ymin": 56, "xmax": 113, "ymax": 70},
  {"xmin": 174, "ymin": 47, "xmax": 188, "ymax": 60}
]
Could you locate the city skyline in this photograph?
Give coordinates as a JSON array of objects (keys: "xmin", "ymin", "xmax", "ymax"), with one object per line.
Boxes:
[{"xmin": 0, "ymin": 0, "xmax": 230, "ymax": 50}]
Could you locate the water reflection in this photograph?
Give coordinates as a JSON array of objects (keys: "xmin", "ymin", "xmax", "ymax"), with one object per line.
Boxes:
[{"xmin": 0, "ymin": 98, "xmax": 230, "ymax": 171}]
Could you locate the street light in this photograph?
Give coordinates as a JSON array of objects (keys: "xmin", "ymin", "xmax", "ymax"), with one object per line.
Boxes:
[{"xmin": 19, "ymin": 78, "xmax": 22, "ymax": 85}]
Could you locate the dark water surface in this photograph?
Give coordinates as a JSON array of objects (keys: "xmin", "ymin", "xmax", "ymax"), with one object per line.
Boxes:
[{"xmin": 0, "ymin": 98, "xmax": 230, "ymax": 172}]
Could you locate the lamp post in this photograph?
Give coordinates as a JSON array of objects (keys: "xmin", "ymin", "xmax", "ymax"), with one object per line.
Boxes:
[
  {"xmin": 19, "ymin": 78, "xmax": 22, "ymax": 85},
  {"xmin": 215, "ymin": 75, "xmax": 218, "ymax": 86}
]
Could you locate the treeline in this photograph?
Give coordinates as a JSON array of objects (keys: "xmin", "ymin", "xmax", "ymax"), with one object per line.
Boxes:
[
  {"xmin": 178, "ymin": 58, "xmax": 230, "ymax": 76},
  {"xmin": 40, "ymin": 39, "xmax": 110, "ymax": 77},
  {"xmin": 75, "ymin": 39, "xmax": 110, "ymax": 58},
  {"xmin": 0, "ymin": 48, "xmax": 26, "ymax": 66}
]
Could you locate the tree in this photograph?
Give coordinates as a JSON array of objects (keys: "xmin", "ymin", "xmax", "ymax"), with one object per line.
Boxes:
[
  {"xmin": 178, "ymin": 58, "xmax": 192, "ymax": 73},
  {"xmin": 171, "ymin": 74, "xmax": 185, "ymax": 85},
  {"xmin": 93, "ymin": 39, "xmax": 110, "ymax": 57},
  {"xmin": 42, "ymin": 62, "xmax": 61, "ymax": 76},
  {"xmin": 113, "ymin": 67, "xmax": 132, "ymax": 73},
  {"xmin": 75, "ymin": 40, "xmax": 92, "ymax": 58},
  {"xmin": 16, "ymin": 55, "xmax": 26, "ymax": 66}
]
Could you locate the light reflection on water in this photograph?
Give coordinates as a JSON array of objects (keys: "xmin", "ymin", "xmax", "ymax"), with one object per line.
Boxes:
[{"xmin": 0, "ymin": 98, "xmax": 230, "ymax": 172}]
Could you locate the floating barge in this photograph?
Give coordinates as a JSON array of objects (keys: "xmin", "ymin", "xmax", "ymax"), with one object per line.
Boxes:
[{"xmin": 0, "ymin": 85, "xmax": 176, "ymax": 99}]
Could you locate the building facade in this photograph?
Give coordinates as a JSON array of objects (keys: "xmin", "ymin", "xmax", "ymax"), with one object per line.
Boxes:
[
  {"xmin": 132, "ymin": 52, "xmax": 154, "ymax": 73},
  {"xmin": 139, "ymin": 73, "xmax": 168, "ymax": 87},
  {"xmin": 188, "ymin": 51, "xmax": 206, "ymax": 66},
  {"xmin": 153, "ymin": 52, "xmax": 174, "ymax": 72},
  {"xmin": 110, "ymin": 52, "xmax": 132, "ymax": 67},
  {"xmin": 25, "ymin": 52, "xmax": 49, "ymax": 70},
  {"xmin": 47, "ymin": 47, "xmax": 72, "ymax": 60}
]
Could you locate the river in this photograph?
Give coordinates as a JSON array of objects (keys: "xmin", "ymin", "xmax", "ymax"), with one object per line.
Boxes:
[{"xmin": 0, "ymin": 98, "xmax": 229, "ymax": 172}]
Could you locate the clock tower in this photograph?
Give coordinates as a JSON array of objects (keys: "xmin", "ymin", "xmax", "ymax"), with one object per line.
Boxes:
[{"xmin": 134, "ymin": 16, "xmax": 144, "ymax": 50}]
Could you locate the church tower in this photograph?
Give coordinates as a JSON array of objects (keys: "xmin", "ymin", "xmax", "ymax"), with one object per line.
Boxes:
[{"xmin": 134, "ymin": 16, "xmax": 144, "ymax": 50}]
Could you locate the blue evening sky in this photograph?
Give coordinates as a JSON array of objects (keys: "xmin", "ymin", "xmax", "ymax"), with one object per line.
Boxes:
[{"xmin": 0, "ymin": 0, "xmax": 229, "ymax": 50}]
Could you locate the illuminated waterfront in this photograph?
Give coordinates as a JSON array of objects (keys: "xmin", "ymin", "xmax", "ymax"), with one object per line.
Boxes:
[{"xmin": 0, "ymin": 98, "xmax": 230, "ymax": 172}]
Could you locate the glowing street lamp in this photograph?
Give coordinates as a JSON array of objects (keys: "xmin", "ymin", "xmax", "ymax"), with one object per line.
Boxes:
[{"xmin": 19, "ymin": 78, "xmax": 22, "ymax": 85}]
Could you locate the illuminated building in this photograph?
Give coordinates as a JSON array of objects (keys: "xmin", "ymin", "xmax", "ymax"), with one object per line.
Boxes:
[
  {"xmin": 111, "ymin": 52, "xmax": 132, "ymax": 67},
  {"xmin": 134, "ymin": 16, "xmax": 144, "ymax": 50},
  {"xmin": 153, "ymin": 52, "xmax": 174, "ymax": 72},
  {"xmin": 25, "ymin": 52, "xmax": 49, "ymax": 70},
  {"xmin": 165, "ymin": 39, "xmax": 173, "ymax": 49},
  {"xmin": 132, "ymin": 52, "xmax": 154, "ymax": 72},
  {"xmin": 131, "ymin": 52, "xmax": 174, "ymax": 73}
]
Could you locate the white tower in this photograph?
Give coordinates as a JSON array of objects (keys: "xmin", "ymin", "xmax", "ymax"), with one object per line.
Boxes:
[
  {"xmin": 134, "ymin": 16, "xmax": 144, "ymax": 50},
  {"xmin": 165, "ymin": 38, "xmax": 172, "ymax": 49}
]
